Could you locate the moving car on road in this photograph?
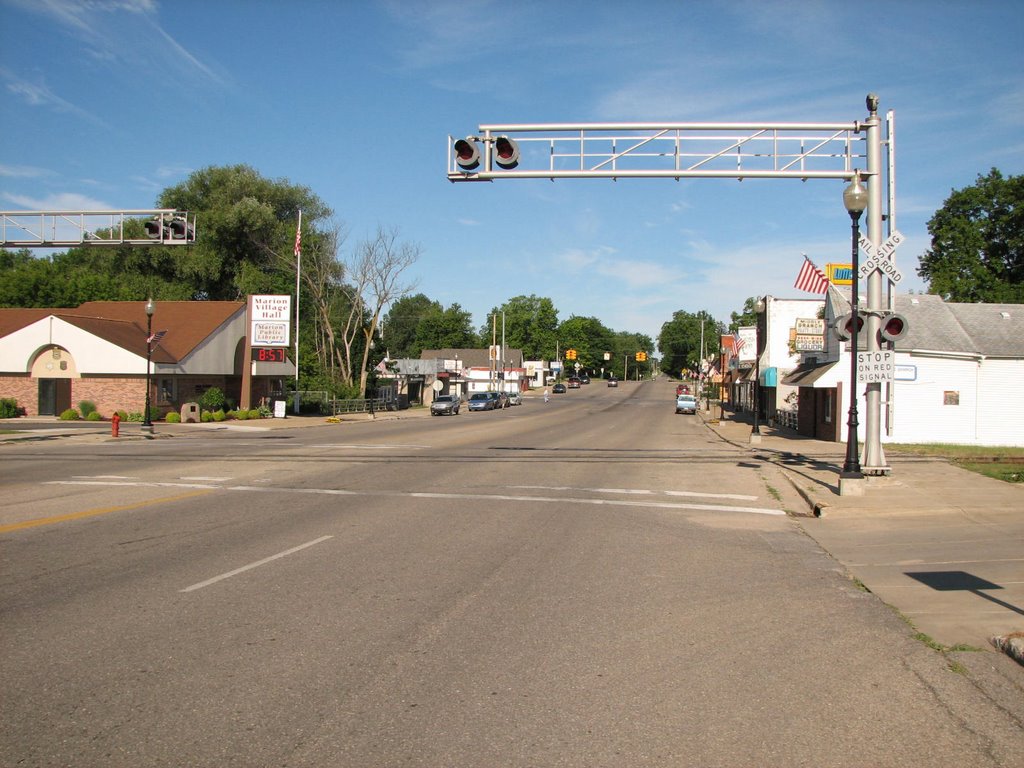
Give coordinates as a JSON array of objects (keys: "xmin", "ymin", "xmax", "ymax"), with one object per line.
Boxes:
[
  {"xmin": 429, "ymin": 395, "xmax": 461, "ymax": 416},
  {"xmin": 607, "ymin": 377, "xmax": 618, "ymax": 387},
  {"xmin": 505, "ymin": 392, "xmax": 522, "ymax": 406},
  {"xmin": 675, "ymin": 394, "xmax": 698, "ymax": 414},
  {"xmin": 552, "ymin": 383, "xmax": 567, "ymax": 394}
]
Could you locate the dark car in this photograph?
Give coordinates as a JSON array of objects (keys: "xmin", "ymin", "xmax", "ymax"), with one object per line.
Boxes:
[
  {"xmin": 552, "ymin": 383, "xmax": 567, "ymax": 393},
  {"xmin": 579, "ymin": 375, "xmax": 590, "ymax": 384},
  {"xmin": 429, "ymin": 395, "xmax": 460, "ymax": 416},
  {"xmin": 607, "ymin": 378, "xmax": 618, "ymax": 387}
]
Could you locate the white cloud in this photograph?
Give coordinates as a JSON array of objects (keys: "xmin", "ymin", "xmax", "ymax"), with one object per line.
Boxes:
[
  {"xmin": 2, "ymin": 191, "xmax": 114, "ymax": 211},
  {"xmin": 0, "ymin": 163, "xmax": 54, "ymax": 179}
]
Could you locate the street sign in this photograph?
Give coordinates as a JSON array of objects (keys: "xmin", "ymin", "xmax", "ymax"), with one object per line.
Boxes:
[
  {"xmin": 857, "ymin": 350, "xmax": 895, "ymax": 383},
  {"xmin": 858, "ymin": 230, "xmax": 905, "ymax": 285}
]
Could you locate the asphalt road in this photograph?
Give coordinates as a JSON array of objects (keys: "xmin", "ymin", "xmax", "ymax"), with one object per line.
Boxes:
[{"xmin": 2, "ymin": 380, "xmax": 1021, "ymax": 767}]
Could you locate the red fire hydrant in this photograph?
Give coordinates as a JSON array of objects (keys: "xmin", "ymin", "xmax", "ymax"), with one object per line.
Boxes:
[{"xmin": 111, "ymin": 412, "xmax": 120, "ymax": 438}]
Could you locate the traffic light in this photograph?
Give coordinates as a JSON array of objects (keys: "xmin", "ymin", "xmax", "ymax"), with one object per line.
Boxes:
[
  {"xmin": 565, "ymin": 349, "xmax": 577, "ymax": 360},
  {"xmin": 167, "ymin": 216, "xmax": 192, "ymax": 239},
  {"xmin": 833, "ymin": 312, "xmax": 863, "ymax": 341},
  {"xmin": 879, "ymin": 312, "xmax": 908, "ymax": 343},
  {"xmin": 494, "ymin": 136, "xmax": 520, "ymax": 169},
  {"xmin": 635, "ymin": 351, "xmax": 647, "ymax": 361},
  {"xmin": 453, "ymin": 137, "xmax": 481, "ymax": 171}
]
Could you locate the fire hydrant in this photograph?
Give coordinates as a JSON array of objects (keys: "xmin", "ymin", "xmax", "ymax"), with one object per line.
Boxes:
[{"xmin": 111, "ymin": 412, "xmax": 120, "ymax": 438}]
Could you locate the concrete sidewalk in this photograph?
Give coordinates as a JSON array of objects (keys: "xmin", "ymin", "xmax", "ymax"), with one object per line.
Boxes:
[{"xmin": 702, "ymin": 408, "xmax": 1024, "ymax": 671}]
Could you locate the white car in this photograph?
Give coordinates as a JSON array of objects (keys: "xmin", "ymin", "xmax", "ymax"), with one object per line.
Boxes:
[{"xmin": 675, "ymin": 394, "xmax": 698, "ymax": 414}]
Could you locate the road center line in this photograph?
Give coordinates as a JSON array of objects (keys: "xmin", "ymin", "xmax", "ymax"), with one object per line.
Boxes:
[
  {"xmin": 180, "ymin": 535, "xmax": 333, "ymax": 593},
  {"xmin": 0, "ymin": 490, "xmax": 215, "ymax": 533}
]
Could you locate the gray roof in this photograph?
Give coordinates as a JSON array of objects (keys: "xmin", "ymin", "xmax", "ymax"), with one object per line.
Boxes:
[{"xmin": 828, "ymin": 288, "xmax": 1024, "ymax": 357}]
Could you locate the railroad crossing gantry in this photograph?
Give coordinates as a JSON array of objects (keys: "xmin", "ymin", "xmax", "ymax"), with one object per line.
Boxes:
[
  {"xmin": 447, "ymin": 94, "xmax": 898, "ymax": 476},
  {"xmin": 0, "ymin": 209, "xmax": 196, "ymax": 248}
]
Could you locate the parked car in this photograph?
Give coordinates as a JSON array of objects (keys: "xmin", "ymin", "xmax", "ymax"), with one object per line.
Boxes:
[
  {"xmin": 429, "ymin": 395, "xmax": 460, "ymax": 416},
  {"xmin": 675, "ymin": 394, "xmax": 698, "ymax": 414},
  {"xmin": 567, "ymin": 377, "xmax": 582, "ymax": 389},
  {"xmin": 607, "ymin": 378, "xmax": 618, "ymax": 387},
  {"xmin": 552, "ymin": 383, "xmax": 567, "ymax": 394},
  {"xmin": 468, "ymin": 392, "xmax": 497, "ymax": 411},
  {"xmin": 506, "ymin": 392, "xmax": 522, "ymax": 406}
]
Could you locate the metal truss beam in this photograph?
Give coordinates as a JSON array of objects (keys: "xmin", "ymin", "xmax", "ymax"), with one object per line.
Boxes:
[
  {"xmin": 448, "ymin": 121, "xmax": 867, "ymax": 182},
  {"xmin": 0, "ymin": 209, "xmax": 196, "ymax": 248}
]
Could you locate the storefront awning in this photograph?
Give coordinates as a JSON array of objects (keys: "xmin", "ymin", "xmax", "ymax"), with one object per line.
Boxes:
[{"xmin": 782, "ymin": 360, "xmax": 842, "ymax": 388}]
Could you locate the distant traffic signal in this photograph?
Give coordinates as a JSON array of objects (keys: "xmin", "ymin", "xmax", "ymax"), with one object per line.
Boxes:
[
  {"xmin": 635, "ymin": 351, "xmax": 647, "ymax": 361},
  {"xmin": 565, "ymin": 349, "xmax": 577, "ymax": 360}
]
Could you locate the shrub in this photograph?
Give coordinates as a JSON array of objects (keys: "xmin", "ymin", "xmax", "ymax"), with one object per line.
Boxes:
[
  {"xmin": 125, "ymin": 411, "xmax": 143, "ymax": 422},
  {"xmin": 116, "ymin": 410, "xmax": 129, "ymax": 422},
  {"xmin": 59, "ymin": 408, "xmax": 80, "ymax": 420},
  {"xmin": 78, "ymin": 400, "xmax": 97, "ymax": 417},
  {"xmin": 213, "ymin": 409, "xmax": 227, "ymax": 422},
  {"xmin": 198, "ymin": 387, "xmax": 226, "ymax": 413},
  {"xmin": 235, "ymin": 409, "xmax": 249, "ymax": 420},
  {"xmin": 201, "ymin": 411, "xmax": 215, "ymax": 422},
  {"xmin": 248, "ymin": 409, "xmax": 262, "ymax": 420},
  {"xmin": 0, "ymin": 398, "xmax": 19, "ymax": 419},
  {"xmin": 85, "ymin": 411, "xmax": 102, "ymax": 421},
  {"xmin": 165, "ymin": 412, "xmax": 181, "ymax": 423}
]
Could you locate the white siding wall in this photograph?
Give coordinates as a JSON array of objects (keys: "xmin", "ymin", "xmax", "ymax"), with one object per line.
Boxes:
[
  {"xmin": 976, "ymin": 359, "xmax": 1024, "ymax": 446},
  {"xmin": 0, "ymin": 316, "xmax": 143, "ymax": 374},
  {"xmin": 886, "ymin": 354, "xmax": 981, "ymax": 445}
]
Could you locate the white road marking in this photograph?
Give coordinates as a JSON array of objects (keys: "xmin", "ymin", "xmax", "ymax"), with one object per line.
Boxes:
[
  {"xmin": 47, "ymin": 480, "xmax": 783, "ymax": 516},
  {"xmin": 73, "ymin": 475, "xmax": 137, "ymax": 480},
  {"xmin": 180, "ymin": 535, "xmax": 333, "ymax": 593},
  {"xmin": 316, "ymin": 443, "xmax": 431, "ymax": 450},
  {"xmin": 510, "ymin": 484, "xmax": 759, "ymax": 501},
  {"xmin": 180, "ymin": 476, "xmax": 233, "ymax": 482}
]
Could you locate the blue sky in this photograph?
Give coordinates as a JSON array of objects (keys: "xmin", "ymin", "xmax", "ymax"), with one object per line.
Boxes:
[{"xmin": 2, "ymin": 0, "xmax": 1022, "ymax": 346}]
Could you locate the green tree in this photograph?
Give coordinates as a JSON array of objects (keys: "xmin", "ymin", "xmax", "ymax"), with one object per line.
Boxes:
[
  {"xmin": 481, "ymin": 295, "xmax": 559, "ymax": 361},
  {"xmin": 918, "ymin": 169, "xmax": 1024, "ymax": 303},
  {"xmin": 658, "ymin": 310, "xmax": 721, "ymax": 377},
  {"xmin": 729, "ymin": 297, "xmax": 759, "ymax": 333},
  {"xmin": 158, "ymin": 164, "xmax": 332, "ymax": 300},
  {"xmin": 384, "ymin": 294, "xmax": 439, "ymax": 358},
  {"xmin": 557, "ymin": 315, "xmax": 615, "ymax": 375},
  {"xmin": 415, "ymin": 302, "xmax": 477, "ymax": 352}
]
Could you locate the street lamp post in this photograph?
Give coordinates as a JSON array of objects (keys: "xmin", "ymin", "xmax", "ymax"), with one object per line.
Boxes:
[
  {"xmin": 842, "ymin": 172, "xmax": 868, "ymax": 477},
  {"xmin": 143, "ymin": 298, "xmax": 155, "ymax": 431}
]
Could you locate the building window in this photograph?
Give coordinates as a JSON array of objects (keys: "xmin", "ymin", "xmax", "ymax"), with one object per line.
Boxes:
[
  {"xmin": 824, "ymin": 390, "xmax": 832, "ymax": 423},
  {"xmin": 159, "ymin": 378, "xmax": 176, "ymax": 403},
  {"xmin": 943, "ymin": 391, "xmax": 960, "ymax": 406}
]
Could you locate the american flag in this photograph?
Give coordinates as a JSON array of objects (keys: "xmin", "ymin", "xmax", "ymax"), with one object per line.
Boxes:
[
  {"xmin": 734, "ymin": 335, "xmax": 745, "ymax": 354},
  {"xmin": 794, "ymin": 255, "xmax": 829, "ymax": 294},
  {"xmin": 147, "ymin": 329, "xmax": 167, "ymax": 345},
  {"xmin": 294, "ymin": 224, "xmax": 302, "ymax": 258}
]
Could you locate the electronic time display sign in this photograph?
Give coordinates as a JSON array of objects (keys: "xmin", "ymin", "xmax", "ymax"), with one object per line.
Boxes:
[{"xmin": 251, "ymin": 347, "xmax": 287, "ymax": 363}]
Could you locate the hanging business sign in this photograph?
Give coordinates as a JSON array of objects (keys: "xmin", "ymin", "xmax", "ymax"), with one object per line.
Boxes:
[{"xmin": 826, "ymin": 263, "xmax": 853, "ymax": 286}]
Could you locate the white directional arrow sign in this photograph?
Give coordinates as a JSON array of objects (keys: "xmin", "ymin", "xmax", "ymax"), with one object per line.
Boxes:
[{"xmin": 858, "ymin": 229, "xmax": 905, "ymax": 285}]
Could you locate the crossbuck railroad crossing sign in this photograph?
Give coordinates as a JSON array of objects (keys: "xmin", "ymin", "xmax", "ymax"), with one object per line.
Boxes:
[{"xmin": 858, "ymin": 229, "xmax": 905, "ymax": 285}]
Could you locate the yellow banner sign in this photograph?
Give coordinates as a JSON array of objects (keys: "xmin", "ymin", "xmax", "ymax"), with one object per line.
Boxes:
[{"xmin": 826, "ymin": 263, "xmax": 853, "ymax": 286}]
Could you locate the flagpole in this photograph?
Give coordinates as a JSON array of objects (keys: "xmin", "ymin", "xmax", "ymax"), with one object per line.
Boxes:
[{"xmin": 294, "ymin": 209, "xmax": 302, "ymax": 414}]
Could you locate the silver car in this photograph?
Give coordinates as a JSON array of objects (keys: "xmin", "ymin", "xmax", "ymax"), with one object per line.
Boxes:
[
  {"xmin": 505, "ymin": 392, "xmax": 522, "ymax": 406},
  {"xmin": 675, "ymin": 394, "xmax": 698, "ymax": 414},
  {"xmin": 430, "ymin": 395, "xmax": 461, "ymax": 416}
]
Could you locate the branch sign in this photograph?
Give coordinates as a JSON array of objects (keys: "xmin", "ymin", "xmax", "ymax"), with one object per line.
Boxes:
[{"xmin": 858, "ymin": 230, "xmax": 905, "ymax": 285}]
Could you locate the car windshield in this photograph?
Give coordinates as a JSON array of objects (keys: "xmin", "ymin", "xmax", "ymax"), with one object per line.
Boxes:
[
  {"xmin": 435, "ymin": 396, "xmax": 454, "ymax": 402},
  {"xmin": 469, "ymin": 394, "xmax": 487, "ymax": 400}
]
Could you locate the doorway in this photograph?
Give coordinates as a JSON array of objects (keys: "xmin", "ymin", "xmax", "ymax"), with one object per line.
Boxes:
[{"xmin": 38, "ymin": 379, "xmax": 71, "ymax": 416}]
